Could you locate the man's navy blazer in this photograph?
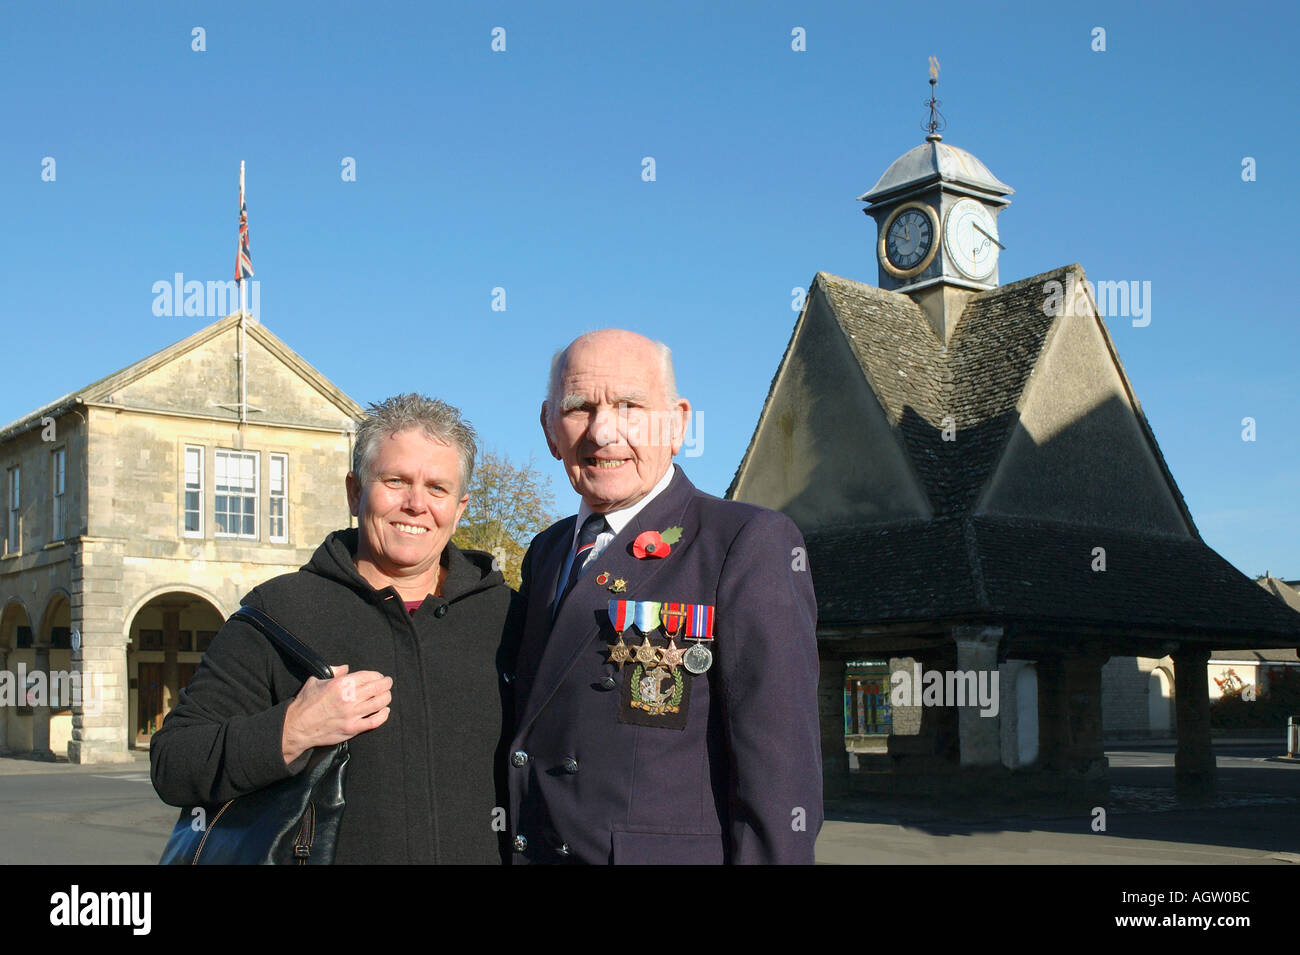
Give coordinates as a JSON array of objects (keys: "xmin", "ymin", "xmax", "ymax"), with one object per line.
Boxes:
[{"xmin": 505, "ymin": 465, "xmax": 823, "ymax": 864}]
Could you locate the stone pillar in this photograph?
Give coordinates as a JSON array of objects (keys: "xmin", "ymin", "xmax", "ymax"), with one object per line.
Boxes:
[
  {"xmin": 0, "ymin": 646, "xmax": 8, "ymax": 754},
  {"xmin": 68, "ymin": 540, "xmax": 131, "ymax": 764},
  {"xmin": 817, "ymin": 653, "xmax": 851, "ymax": 798},
  {"xmin": 1036, "ymin": 656, "xmax": 1069, "ymax": 771},
  {"xmin": 952, "ymin": 625, "xmax": 1003, "ymax": 767},
  {"xmin": 1173, "ymin": 647, "xmax": 1216, "ymax": 794},
  {"xmin": 161, "ymin": 608, "xmax": 182, "ymax": 719},
  {"xmin": 30, "ymin": 645, "xmax": 55, "ymax": 759},
  {"xmin": 1063, "ymin": 654, "xmax": 1108, "ymax": 778}
]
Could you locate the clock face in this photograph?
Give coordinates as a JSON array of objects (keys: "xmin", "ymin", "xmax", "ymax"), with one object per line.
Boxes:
[
  {"xmin": 944, "ymin": 198, "xmax": 999, "ymax": 281},
  {"xmin": 880, "ymin": 203, "xmax": 938, "ymax": 277}
]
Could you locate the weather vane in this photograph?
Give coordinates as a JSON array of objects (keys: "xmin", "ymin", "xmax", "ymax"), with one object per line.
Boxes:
[{"xmin": 924, "ymin": 56, "xmax": 946, "ymax": 140}]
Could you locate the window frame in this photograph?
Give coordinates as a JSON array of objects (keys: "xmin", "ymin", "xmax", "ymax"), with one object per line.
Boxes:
[
  {"xmin": 182, "ymin": 445, "xmax": 204, "ymax": 538},
  {"xmin": 213, "ymin": 449, "xmax": 259, "ymax": 540},
  {"xmin": 268, "ymin": 452, "xmax": 289, "ymax": 544},
  {"xmin": 51, "ymin": 446, "xmax": 67, "ymax": 542},
  {"xmin": 6, "ymin": 465, "xmax": 19, "ymax": 555}
]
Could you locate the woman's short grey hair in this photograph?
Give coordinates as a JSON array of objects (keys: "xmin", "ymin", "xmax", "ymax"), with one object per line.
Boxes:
[
  {"xmin": 544, "ymin": 336, "xmax": 678, "ymax": 425},
  {"xmin": 352, "ymin": 393, "xmax": 478, "ymax": 492}
]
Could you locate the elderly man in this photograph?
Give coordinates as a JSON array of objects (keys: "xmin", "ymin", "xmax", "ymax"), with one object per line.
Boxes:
[
  {"xmin": 505, "ymin": 329, "xmax": 822, "ymax": 864},
  {"xmin": 151, "ymin": 394, "xmax": 512, "ymax": 864}
]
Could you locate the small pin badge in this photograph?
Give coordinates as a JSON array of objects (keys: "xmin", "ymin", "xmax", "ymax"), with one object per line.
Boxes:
[
  {"xmin": 608, "ymin": 577, "xmax": 627, "ymax": 593},
  {"xmin": 596, "ymin": 571, "xmax": 611, "ymax": 586}
]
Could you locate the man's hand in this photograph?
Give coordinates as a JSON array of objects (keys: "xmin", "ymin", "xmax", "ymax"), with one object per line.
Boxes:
[{"xmin": 281, "ymin": 665, "xmax": 392, "ymax": 768}]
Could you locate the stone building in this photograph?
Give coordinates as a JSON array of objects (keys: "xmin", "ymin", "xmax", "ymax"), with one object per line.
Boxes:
[
  {"xmin": 728, "ymin": 132, "xmax": 1300, "ymax": 799},
  {"xmin": 0, "ymin": 314, "xmax": 362, "ymax": 762},
  {"xmin": 1102, "ymin": 570, "xmax": 1300, "ymax": 739}
]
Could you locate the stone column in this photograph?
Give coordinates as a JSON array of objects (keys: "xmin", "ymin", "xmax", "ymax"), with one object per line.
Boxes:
[
  {"xmin": 0, "ymin": 646, "xmax": 8, "ymax": 754},
  {"xmin": 30, "ymin": 645, "xmax": 54, "ymax": 759},
  {"xmin": 952, "ymin": 625, "xmax": 1003, "ymax": 767},
  {"xmin": 1173, "ymin": 647, "xmax": 1216, "ymax": 794},
  {"xmin": 161, "ymin": 608, "xmax": 182, "ymax": 719},
  {"xmin": 817, "ymin": 653, "xmax": 851, "ymax": 798},
  {"xmin": 68, "ymin": 540, "xmax": 131, "ymax": 764},
  {"xmin": 1036, "ymin": 656, "xmax": 1069, "ymax": 771},
  {"xmin": 1063, "ymin": 654, "xmax": 1108, "ymax": 778}
]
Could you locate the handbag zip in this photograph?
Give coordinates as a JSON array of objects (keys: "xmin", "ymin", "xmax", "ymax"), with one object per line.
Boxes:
[
  {"xmin": 191, "ymin": 799, "xmax": 235, "ymax": 864},
  {"xmin": 294, "ymin": 802, "xmax": 316, "ymax": 863}
]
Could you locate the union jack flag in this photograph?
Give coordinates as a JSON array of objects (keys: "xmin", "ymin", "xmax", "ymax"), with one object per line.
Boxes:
[{"xmin": 235, "ymin": 164, "xmax": 253, "ymax": 282}]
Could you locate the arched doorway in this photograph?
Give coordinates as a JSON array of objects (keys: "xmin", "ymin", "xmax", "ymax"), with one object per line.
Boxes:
[
  {"xmin": 125, "ymin": 591, "xmax": 224, "ymax": 748},
  {"xmin": 0, "ymin": 598, "xmax": 35, "ymax": 754}
]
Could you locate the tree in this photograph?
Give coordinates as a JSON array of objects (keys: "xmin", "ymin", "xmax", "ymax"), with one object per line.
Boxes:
[{"xmin": 452, "ymin": 449, "xmax": 559, "ymax": 589}]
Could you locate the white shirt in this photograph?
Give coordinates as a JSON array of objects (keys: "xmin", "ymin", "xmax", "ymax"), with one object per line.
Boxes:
[{"xmin": 553, "ymin": 464, "xmax": 677, "ymax": 606}]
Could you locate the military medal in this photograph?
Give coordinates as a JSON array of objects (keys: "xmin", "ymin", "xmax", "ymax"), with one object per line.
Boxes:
[
  {"xmin": 632, "ymin": 600, "xmax": 662, "ymax": 634},
  {"xmin": 606, "ymin": 600, "xmax": 634, "ymax": 669},
  {"xmin": 657, "ymin": 638, "xmax": 686, "ymax": 672},
  {"xmin": 682, "ymin": 603, "xmax": 715, "ymax": 674}
]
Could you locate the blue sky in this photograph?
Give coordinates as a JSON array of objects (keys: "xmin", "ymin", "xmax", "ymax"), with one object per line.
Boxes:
[{"xmin": 5, "ymin": 0, "xmax": 1297, "ymax": 577}]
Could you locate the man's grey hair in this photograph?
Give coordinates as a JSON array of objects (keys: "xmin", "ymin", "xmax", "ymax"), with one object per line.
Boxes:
[
  {"xmin": 352, "ymin": 393, "xmax": 478, "ymax": 492},
  {"xmin": 544, "ymin": 335, "xmax": 679, "ymax": 426}
]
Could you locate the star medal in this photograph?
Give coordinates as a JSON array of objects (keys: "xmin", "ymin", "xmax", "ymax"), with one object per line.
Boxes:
[
  {"xmin": 633, "ymin": 636, "xmax": 659, "ymax": 667},
  {"xmin": 606, "ymin": 600, "xmax": 634, "ymax": 669},
  {"xmin": 657, "ymin": 638, "xmax": 686, "ymax": 673},
  {"xmin": 682, "ymin": 603, "xmax": 715, "ymax": 675}
]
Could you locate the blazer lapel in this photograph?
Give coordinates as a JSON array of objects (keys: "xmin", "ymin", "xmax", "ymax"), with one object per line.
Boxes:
[
  {"xmin": 518, "ymin": 466, "xmax": 696, "ymax": 734},
  {"xmin": 514, "ymin": 517, "xmax": 575, "ymax": 698}
]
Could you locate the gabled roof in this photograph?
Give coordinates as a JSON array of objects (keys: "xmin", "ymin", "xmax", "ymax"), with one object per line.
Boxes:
[
  {"xmin": 731, "ymin": 264, "xmax": 1197, "ymax": 529},
  {"xmin": 727, "ymin": 263, "xmax": 1291, "ymax": 643},
  {"xmin": 0, "ymin": 314, "xmax": 364, "ymax": 440}
]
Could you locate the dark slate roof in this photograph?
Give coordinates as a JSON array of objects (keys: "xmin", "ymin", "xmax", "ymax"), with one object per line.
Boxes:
[
  {"xmin": 813, "ymin": 265, "xmax": 1196, "ymax": 525},
  {"xmin": 806, "ymin": 516, "xmax": 1300, "ymax": 644}
]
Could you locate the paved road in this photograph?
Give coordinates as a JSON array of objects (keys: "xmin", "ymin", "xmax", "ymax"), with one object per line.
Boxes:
[{"xmin": 0, "ymin": 744, "xmax": 1296, "ymax": 864}]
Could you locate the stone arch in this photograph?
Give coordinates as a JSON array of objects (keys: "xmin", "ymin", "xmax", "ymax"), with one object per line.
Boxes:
[
  {"xmin": 122, "ymin": 584, "xmax": 230, "ymax": 640},
  {"xmin": 124, "ymin": 588, "xmax": 225, "ymax": 747},
  {"xmin": 1, "ymin": 596, "xmax": 34, "ymax": 650},
  {"xmin": 37, "ymin": 588, "xmax": 73, "ymax": 644}
]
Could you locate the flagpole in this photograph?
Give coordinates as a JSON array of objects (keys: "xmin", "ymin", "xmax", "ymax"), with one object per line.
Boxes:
[{"xmin": 238, "ymin": 161, "xmax": 247, "ymax": 426}]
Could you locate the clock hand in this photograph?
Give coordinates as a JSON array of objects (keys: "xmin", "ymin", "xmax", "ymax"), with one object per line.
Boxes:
[{"xmin": 972, "ymin": 222, "xmax": 1005, "ymax": 250}]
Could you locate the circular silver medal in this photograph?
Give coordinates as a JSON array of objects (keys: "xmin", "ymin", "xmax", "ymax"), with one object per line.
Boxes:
[{"xmin": 683, "ymin": 643, "xmax": 713, "ymax": 675}]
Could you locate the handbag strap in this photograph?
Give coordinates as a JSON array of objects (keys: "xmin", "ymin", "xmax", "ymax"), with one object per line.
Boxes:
[{"xmin": 232, "ymin": 605, "xmax": 334, "ymax": 681}]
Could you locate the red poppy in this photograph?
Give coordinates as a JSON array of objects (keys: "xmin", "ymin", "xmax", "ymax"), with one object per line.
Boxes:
[{"xmin": 633, "ymin": 529, "xmax": 670, "ymax": 559}]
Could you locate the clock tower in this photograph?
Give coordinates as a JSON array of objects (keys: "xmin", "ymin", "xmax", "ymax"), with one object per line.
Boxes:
[{"xmin": 860, "ymin": 71, "xmax": 1013, "ymax": 342}]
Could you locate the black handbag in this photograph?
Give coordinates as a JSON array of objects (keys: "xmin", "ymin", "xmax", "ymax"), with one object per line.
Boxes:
[{"xmin": 158, "ymin": 605, "xmax": 350, "ymax": 865}]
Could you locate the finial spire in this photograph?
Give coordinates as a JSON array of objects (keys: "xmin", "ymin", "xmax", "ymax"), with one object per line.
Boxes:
[{"xmin": 924, "ymin": 56, "xmax": 945, "ymax": 142}]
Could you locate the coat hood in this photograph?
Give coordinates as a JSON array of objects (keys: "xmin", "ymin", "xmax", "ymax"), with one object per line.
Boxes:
[{"xmin": 302, "ymin": 527, "xmax": 507, "ymax": 603}]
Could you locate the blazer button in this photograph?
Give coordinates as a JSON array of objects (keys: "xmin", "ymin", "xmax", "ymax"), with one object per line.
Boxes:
[
  {"xmin": 562, "ymin": 756, "xmax": 579, "ymax": 774},
  {"xmin": 433, "ymin": 603, "xmax": 448, "ymax": 618},
  {"xmin": 510, "ymin": 750, "xmax": 529, "ymax": 768},
  {"xmin": 555, "ymin": 843, "xmax": 571, "ymax": 857},
  {"xmin": 599, "ymin": 676, "xmax": 617, "ymax": 690},
  {"xmin": 513, "ymin": 834, "xmax": 527, "ymax": 853},
  {"xmin": 502, "ymin": 672, "xmax": 515, "ymax": 684}
]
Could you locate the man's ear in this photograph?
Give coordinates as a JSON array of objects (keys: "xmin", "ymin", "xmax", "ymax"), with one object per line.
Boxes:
[
  {"xmin": 345, "ymin": 471, "xmax": 362, "ymax": 517},
  {"xmin": 669, "ymin": 398, "xmax": 692, "ymax": 455},
  {"xmin": 540, "ymin": 402, "xmax": 561, "ymax": 460}
]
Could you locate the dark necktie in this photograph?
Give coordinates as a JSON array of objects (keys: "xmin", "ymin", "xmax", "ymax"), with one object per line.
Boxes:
[{"xmin": 561, "ymin": 513, "xmax": 608, "ymax": 601}]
